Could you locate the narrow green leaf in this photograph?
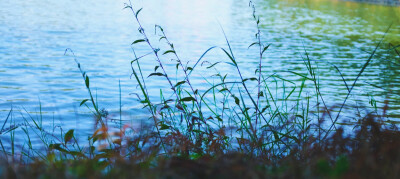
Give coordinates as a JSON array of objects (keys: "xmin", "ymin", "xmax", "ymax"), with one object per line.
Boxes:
[
  {"xmin": 221, "ymin": 48, "xmax": 237, "ymax": 66},
  {"xmin": 174, "ymin": 81, "xmax": 186, "ymax": 87},
  {"xmin": 155, "ymin": 25, "xmax": 164, "ymax": 32},
  {"xmin": 85, "ymin": 76, "xmax": 89, "ymax": 88},
  {"xmin": 135, "ymin": 8, "xmax": 143, "ymax": 18},
  {"xmin": 80, "ymin": 99, "xmax": 89, "ymax": 106},
  {"xmin": 225, "ymin": 62, "xmax": 236, "ymax": 67},
  {"xmin": 206, "ymin": 62, "xmax": 221, "ymax": 69},
  {"xmin": 260, "ymin": 105, "xmax": 270, "ymax": 114},
  {"xmin": 262, "ymin": 44, "xmax": 271, "ymax": 54},
  {"xmin": 148, "ymin": 72, "xmax": 165, "ymax": 77},
  {"xmin": 163, "ymin": 50, "xmax": 175, "ymax": 55},
  {"xmin": 131, "ymin": 39, "xmax": 146, "ymax": 45},
  {"xmin": 285, "ymin": 87, "xmax": 296, "ymax": 100},
  {"xmin": 180, "ymin": 97, "xmax": 196, "ymax": 102},
  {"xmin": 219, "ymin": 88, "xmax": 228, "ymax": 92},
  {"xmin": 248, "ymin": 42, "xmax": 259, "ymax": 49},
  {"xmin": 243, "ymin": 77, "xmax": 258, "ymax": 82}
]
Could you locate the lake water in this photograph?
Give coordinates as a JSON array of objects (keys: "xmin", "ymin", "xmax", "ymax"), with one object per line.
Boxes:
[{"xmin": 0, "ymin": 0, "xmax": 399, "ymax": 148}]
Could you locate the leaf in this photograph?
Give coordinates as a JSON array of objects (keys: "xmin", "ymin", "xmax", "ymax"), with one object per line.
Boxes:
[
  {"xmin": 225, "ymin": 62, "xmax": 236, "ymax": 67},
  {"xmin": 180, "ymin": 97, "xmax": 196, "ymax": 102},
  {"xmin": 248, "ymin": 42, "xmax": 259, "ymax": 49},
  {"xmin": 243, "ymin": 78, "xmax": 258, "ymax": 82},
  {"xmin": 148, "ymin": 72, "xmax": 165, "ymax": 77},
  {"xmin": 85, "ymin": 75, "xmax": 90, "ymax": 88},
  {"xmin": 232, "ymin": 95, "xmax": 240, "ymax": 105},
  {"xmin": 206, "ymin": 62, "xmax": 221, "ymax": 69},
  {"xmin": 160, "ymin": 124, "xmax": 170, "ymax": 130},
  {"xmin": 262, "ymin": 44, "xmax": 271, "ymax": 54},
  {"xmin": 64, "ymin": 129, "xmax": 74, "ymax": 144},
  {"xmin": 176, "ymin": 104, "xmax": 184, "ymax": 111},
  {"xmin": 174, "ymin": 81, "xmax": 186, "ymax": 88},
  {"xmin": 80, "ymin": 99, "xmax": 89, "ymax": 106},
  {"xmin": 140, "ymin": 100, "xmax": 148, "ymax": 104},
  {"xmin": 154, "ymin": 66, "xmax": 159, "ymax": 72},
  {"xmin": 295, "ymin": 115, "xmax": 304, "ymax": 119},
  {"xmin": 219, "ymin": 88, "xmax": 228, "ymax": 92},
  {"xmin": 155, "ymin": 25, "xmax": 164, "ymax": 32},
  {"xmin": 163, "ymin": 50, "xmax": 175, "ymax": 55},
  {"xmin": 186, "ymin": 67, "xmax": 193, "ymax": 71},
  {"xmin": 221, "ymin": 48, "xmax": 237, "ymax": 66},
  {"xmin": 223, "ymin": 74, "xmax": 227, "ymax": 82},
  {"xmin": 49, "ymin": 143, "xmax": 68, "ymax": 153},
  {"xmin": 260, "ymin": 105, "xmax": 270, "ymax": 114},
  {"xmin": 131, "ymin": 39, "xmax": 146, "ymax": 45},
  {"xmin": 135, "ymin": 8, "xmax": 143, "ymax": 18},
  {"xmin": 160, "ymin": 105, "xmax": 170, "ymax": 110}
]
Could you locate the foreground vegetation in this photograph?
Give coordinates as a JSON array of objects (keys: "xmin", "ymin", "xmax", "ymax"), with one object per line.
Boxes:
[
  {"xmin": 1, "ymin": 0, "xmax": 400, "ymax": 178},
  {"xmin": 2, "ymin": 116, "xmax": 400, "ymax": 178}
]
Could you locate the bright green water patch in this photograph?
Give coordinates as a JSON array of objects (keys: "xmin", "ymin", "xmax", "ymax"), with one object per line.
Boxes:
[{"xmin": 259, "ymin": 0, "xmax": 400, "ymax": 44}]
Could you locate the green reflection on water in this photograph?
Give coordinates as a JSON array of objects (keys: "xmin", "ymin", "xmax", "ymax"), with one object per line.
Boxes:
[{"xmin": 251, "ymin": 0, "xmax": 400, "ymax": 120}]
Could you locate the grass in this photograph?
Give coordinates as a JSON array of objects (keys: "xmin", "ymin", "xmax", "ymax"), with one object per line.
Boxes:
[{"xmin": 1, "ymin": 0, "xmax": 400, "ymax": 178}]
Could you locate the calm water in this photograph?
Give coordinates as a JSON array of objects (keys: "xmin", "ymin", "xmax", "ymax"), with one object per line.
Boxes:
[{"xmin": 1, "ymin": 0, "xmax": 399, "ymax": 147}]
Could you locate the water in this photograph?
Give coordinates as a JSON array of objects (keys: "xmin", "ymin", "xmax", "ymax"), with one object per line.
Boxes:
[{"xmin": 0, "ymin": 0, "xmax": 399, "ymax": 148}]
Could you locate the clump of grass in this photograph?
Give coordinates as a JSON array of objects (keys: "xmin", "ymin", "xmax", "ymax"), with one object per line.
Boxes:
[
  {"xmin": 2, "ymin": 116, "xmax": 400, "ymax": 178},
  {"xmin": 1, "ymin": 0, "xmax": 399, "ymax": 178}
]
